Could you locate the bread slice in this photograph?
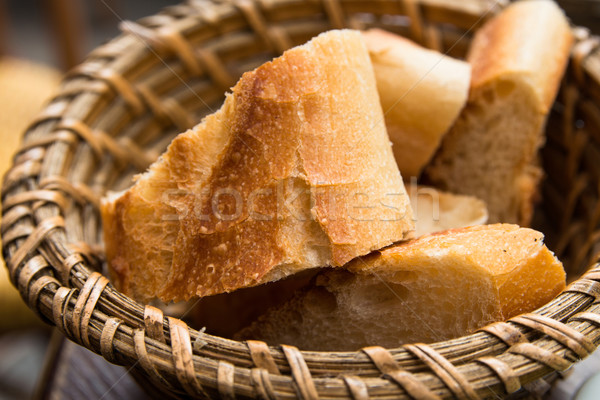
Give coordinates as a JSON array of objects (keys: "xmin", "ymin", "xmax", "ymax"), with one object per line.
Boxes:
[
  {"xmin": 101, "ymin": 30, "xmax": 414, "ymax": 302},
  {"xmin": 191, "ymin": 269, "xmax": 317, "ymax": 338},
  {"xmin": 407, "ymin": 184, "xmax": 488, "ymax": 237},
  {"xmin": 192, "ymin": 183, "xmax": 490, "ymax": 336},
  {"xmin": 425, "ymin": 1, "xmax": 573, "ymax": 225},
  {"xmin": 362, "ymin": 29, "xmax": 470, "ymax": 179},
  {"xmin": 236, "ymin": 224, "xmax": 566, "ymax": 351}
]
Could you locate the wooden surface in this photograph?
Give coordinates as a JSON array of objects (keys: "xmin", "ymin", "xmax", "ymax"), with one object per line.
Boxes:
[
  {"xmin": 0, "ymin": 329, "xmax": 49, "ymax": 400},
  {"xmin": 35, "ymin": 330, "xmax": 149, "ymax": 400}
]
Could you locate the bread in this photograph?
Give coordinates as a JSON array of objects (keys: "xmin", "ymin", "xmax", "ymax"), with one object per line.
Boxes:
[
  {"xmin": 407, "ymin": 184, "xmax": 488, "ymax": 237},
  {"xmin": 101, "ymin": 30, "xmax": 414, "ymax": 302},
  {"xmin": 191, "ymin": 269, "xmax": 317, "ymax": 338},
  {"xmin": 362, "ymin": 29, "xmax": 470, "ymax": 179},
  {"xmin": 193, "ymin": 184, "xmax": 489, "ymax": 337},
  {"xmin": 426, "ymin": 0, "xmax": 573, "ymax": 225},
  {"xmin": 236, "ymin": 224, "xmax": 566, "ymax": 351}
]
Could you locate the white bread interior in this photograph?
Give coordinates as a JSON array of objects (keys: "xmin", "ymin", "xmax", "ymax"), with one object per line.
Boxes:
[
  {"xmin": 425, "ymin": 0, "xmax": 573, "ymax": 225},
  {"xmin": 191, "ymin": 269, "xmax": 317, "ymax": 338},
  {"xmin": 363, "ymin": 29, "xmax": 470, "ymax": 179},
  {"xmin": 101, "ymin": 30, "xmax": 414, "ymax": 302},
  {"xmin": 236, "ymin": 224, "xmax": 566, "ymax": 351},
  {"xmin": 407, "ymin": 184, "xmax": 488, "ymax": 237}
]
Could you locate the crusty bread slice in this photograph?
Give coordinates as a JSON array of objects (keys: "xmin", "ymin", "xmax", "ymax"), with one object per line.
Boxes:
[
  {"xmin": 407, "ymin": 184, "xmax": 488, "ymax": 237},
  {"xmin": 192, "ymin": 183, "xmax": 489, "ymax": 336},
  {"xmin": 236, "ymin": 224, "xmax": 566, "ymax": 351},
  {"xmin": 362, "ymin": 29, "xmax": 470, "ymax": 179},
  {"xmin": 101, "ymin": 30, "xmax": 414, "ymax": 303},
  {"xmin": 426, "ymin": 0, "xmax": 573, "ymax": 225}
]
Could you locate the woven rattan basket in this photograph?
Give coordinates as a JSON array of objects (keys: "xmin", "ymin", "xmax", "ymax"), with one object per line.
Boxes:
[{"xmin": 3, "ymin": 0, "xmax": 600, "ymax": 398}]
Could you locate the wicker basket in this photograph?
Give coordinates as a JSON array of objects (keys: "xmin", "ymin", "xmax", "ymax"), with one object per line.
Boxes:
[{"xmin": 3, "ymin": 0, "xmax": 600, "ymax": 398}]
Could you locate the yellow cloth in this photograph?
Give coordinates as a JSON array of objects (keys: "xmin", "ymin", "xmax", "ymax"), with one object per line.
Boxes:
[{"xmin": 0, "ymin": 57, "xmax": 60, "ymax": 330}]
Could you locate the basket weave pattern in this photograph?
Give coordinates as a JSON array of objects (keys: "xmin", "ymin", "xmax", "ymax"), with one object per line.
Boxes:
[{"xmin": 3, "ymin": 0, "xmax": 600, "ymax": 398}]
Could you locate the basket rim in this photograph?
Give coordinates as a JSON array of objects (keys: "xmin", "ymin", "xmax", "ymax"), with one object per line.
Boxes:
[{"xmin": 3, "ymin": 0, "xmax": 600, "ymax": 398}]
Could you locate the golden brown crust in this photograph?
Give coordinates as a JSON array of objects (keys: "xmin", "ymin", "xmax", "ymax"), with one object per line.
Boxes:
[
  {"xmin": 425, "ymin": 1, "xmax": 573, "ymax": 225},
  {"xmin": 468, "ymin": 0, "xmax": 573, "ymax": 112},
  {"xmin": 237, "ymin": 224, "xmax": 566, "ymax": 349},
  {"xmin": 348, "ymin": 223, "xmax": 566, "ymax": 319},
  {"xmin": 362, "ymin": 29, "xmax": 470, "ymax": 178},
  {"xmin": 102, "ymin": 30, "xmax": 414, "ymax": 302},
  {"xmin": 516, "ymin": 165, "xmax": 543, "ymax": 227}
]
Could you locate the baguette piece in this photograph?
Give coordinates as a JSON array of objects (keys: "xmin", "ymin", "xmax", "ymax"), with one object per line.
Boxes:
[
  {"xmin": 236, "ymin": 224, "xmax": 566, "ymax": 350},
  {"xmin": 363, "ymin": 29, "xmax": 470, "ymax": 179},
  {"xmin": 408, "ymin": 185, "xmax": 488, "ymax": 237},
  {"xmin": 101, "ymin": 30, "xmax": 414, "ymax": 303},
  {"xmin": 426, "ymin": 0, "xmax": 573, "ymax": 225}
]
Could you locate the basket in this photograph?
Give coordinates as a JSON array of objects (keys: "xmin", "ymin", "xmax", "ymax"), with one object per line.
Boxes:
[{"xmin": 3, "ymin": 0, "xmax": 600, "ymax": 398}]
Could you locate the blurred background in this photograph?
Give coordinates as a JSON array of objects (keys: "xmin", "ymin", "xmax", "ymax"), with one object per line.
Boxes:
[
  {"xmin": 1, "ymin": 0, "xmax": 598, "ymax": 72},
  {"xmin": 1, "ymin": 0, "xmax": 166, "ymax": 71},
  {"xmin": 0, "ymin": 0, "xmax": 599, "ymax": 399},
  {"xmin": 0, "ymin": 3, "xmax": 170, "ymax": 399}
]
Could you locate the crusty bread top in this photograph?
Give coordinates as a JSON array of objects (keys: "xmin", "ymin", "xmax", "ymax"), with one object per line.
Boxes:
[
  {"xmin": 362, "ymin": 29, "xmax": 470, "ymax": 178},
  {"xmin": 347, "ymin": 224, "xmax": 566, "ymax": 318},
  {"xmin": 237, "ymin": 224, "xmax": 566, "ymax": 349},
  {"xmin": 468, "ymin": 0, "xmax": 573, "ymax": 112},
  {"xmin": 424, "ymin": 1, "xmax": 573, "ymax": 225},
  {"xmin": 102, "ymin": 30, "xmax": 414, "ymax": 302}
]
